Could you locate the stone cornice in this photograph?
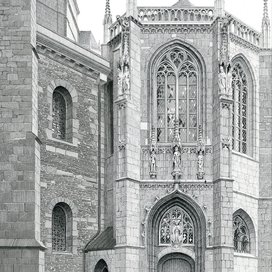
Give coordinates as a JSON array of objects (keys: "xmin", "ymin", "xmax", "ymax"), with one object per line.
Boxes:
[
  {"xmin": 141, "ymin": 23, "xmax": 212, "ymax": 34},
  {"xmin": 230, "ymin": 33, "xmax": 260, "ymax": 53},
  {"xmin": 36, "ymin": 25, "xmax": 111, "ymax": 79}
]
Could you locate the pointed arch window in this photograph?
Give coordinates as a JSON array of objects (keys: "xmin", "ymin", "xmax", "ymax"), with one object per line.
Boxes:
[
  {"xmin": 155, "ymin": 48, "xmax": 198, "ymax": 143},
  {"xmin": 233, "ymin": 215, "xmax": 250, "ymax": 253},
  {"xmin": 159, "ymin": 206, "xmax": 194, "ymax": 245},
  {"xmin": 232, "ymin": 63, "xmax": 248, "ymax": 154}
]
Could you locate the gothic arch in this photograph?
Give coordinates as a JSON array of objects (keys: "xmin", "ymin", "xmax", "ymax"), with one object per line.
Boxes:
[
  {"xmin": 94, "ymin": 259, "xmax": 109, "ymax": 272},
  {"xmin": 233, "ymin": 208, "xmax": 256, "ymax": 256},
  {"xmin": 230, "ymin": 53, "xmax": 256, "ymax": 157},
  {"xmin": 146, "ymin": 190, "xmax": 206, "ymax": 272},
  {"xmin": 147, "ymin": 39, "xmax": 207, "ymax": 143}
]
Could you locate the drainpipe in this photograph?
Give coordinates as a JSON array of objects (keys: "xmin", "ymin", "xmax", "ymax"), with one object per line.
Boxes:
[{"xmin": 83, "ymin": 77, "xmax": 103, "ymax": 272}]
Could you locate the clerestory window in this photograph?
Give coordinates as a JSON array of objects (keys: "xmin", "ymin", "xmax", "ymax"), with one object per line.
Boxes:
[
  {"xmin": 159, "ymin": 206, "xmax": 194, "ymax": 245},
  {"xmin": 155, "ymin": 48, "xmax": 198, "ymax": 143},
  {"xmin": 232, "ymin": 63, "xmax": 248, "ymax": 154},
  {"xmin": 233, "ymin": 215, "xmax": 250, "ymax": 253}
]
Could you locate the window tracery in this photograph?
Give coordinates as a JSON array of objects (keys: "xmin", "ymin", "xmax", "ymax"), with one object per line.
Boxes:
[
  {"xmin": 232, "ymin": 63, "xmax": 247, "ymax": 154},
  {"xmin": 52, "ymin": 91, "xmax": 66, "ymax": 140},
  {"xmin": 52, "ymin": 205, "xmax": 66, "ymax": 252},
  {"xmin": 159, "ymin": 206, "xmax": 194, "ymax": 246},
  {"xmin": 155, "ymin": 48, "xmax": 198, "ymax": 143},
  {"xmin": 233, "ymin": 215, "xmax": 250, "ymax": 253}
]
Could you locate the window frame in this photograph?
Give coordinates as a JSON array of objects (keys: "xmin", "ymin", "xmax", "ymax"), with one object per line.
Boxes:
[
  {"xmin": 152, "ymin": 45, "xmax": 202, "ymax": 145},
  {"xmin": 230, "ymin": 55, "xmax": 255, "ymax": 157},
  {"xmin": 52, "ymin": 202, "xmax": 73, "ymax": 253}
]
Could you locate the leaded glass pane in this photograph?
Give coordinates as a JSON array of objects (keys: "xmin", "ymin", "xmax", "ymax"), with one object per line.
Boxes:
[
  {"xmin": 179, "ymin": 100, "xmax": 186, "ymax": 114},
  {"xmin": 159, "ymin": 206, "xmax": 194, "ymax": 245},
  {"xmin": 233, "ymin": 215, "xmax": 250, "ymax": 253},
  {"xmin": 189, "ymin": 100, "xmax": 197, "ymax": 113},
  {"xmin": 232, "ymin": 63, "xmax": 248, "ymax": 154},
  {"xmin": 189, "ymin": 115, "xmax": 197, "ymax": 128},
  {"xmin": 189, "ymin": 129, "xmax": 197, "ymax": 142},
  {"xmin": 157, "ymin": 115, "xmax": 164, "ymax": 128},
  {"xmin": 157, "ymin": 100, "xmax": 165, "ymax": 114},
  {"xmin": 167, "ymin": 73, "xmax": 176, "ymax": 99},
  {"xmin": 179, "ymin": 128, "xmax": 186, "ymax": 142},
  {"xmin": 52, "ymin": 92, "xmax": 66, "ymax": 140},
  {"xmin": 52, "ymin": 206, "xmax": 66, "ymax": 251},
  {"xmin": 179, "ymin": 115, "xmax": 186, "ymax": 128},
  {"xmin": 155, "ymin": 49, "xmax": 198, "ymax": 143},
  {"xmin": 157, "ymin": 128, "xmax": 165, "ymax": 142}
]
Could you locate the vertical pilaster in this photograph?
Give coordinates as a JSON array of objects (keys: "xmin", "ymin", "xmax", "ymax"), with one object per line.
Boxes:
[
  {"xmin": 0, "ymin": 0, "xmax": 45, "ymax": 271},
  {"xmin": 126, "ymin": 0, "xmax": 138, "ymax": 18},
  {"xmin": 212, "ymin": 17, "xmax": 234, "ymax": 272},
  {"xmin": 114, "ymin": 18, "xmax": 142, "ymax": 271},
  {"xmin": 262, "ymin": 0, "xmax": 271, "ymax": 48}
]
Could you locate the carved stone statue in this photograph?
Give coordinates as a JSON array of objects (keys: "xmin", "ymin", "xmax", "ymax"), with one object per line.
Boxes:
[
  {"xmin": 218, "ymin": 64, "xmax": 226, "ymax": 93},
  {"xmin": 123, "ymin": 64, "xmax": 130, "ymax": 94},
  {"xmin": 226, "ymin": 64, "xmax": 233, "ymax": 96},
  {"xmin": 150, "ymin": 150, "xmax": 156, "ymax": 173},
  {"xmin": 173, "ymin": 146, "xmax": 181, "ymax": 172},
  {"xmin": 117, "ymin": 65, "xmax": 123, "ymax": 96}
]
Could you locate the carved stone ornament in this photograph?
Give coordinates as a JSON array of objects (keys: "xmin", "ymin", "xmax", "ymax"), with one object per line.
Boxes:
[
  {"xmin": 171, "ymin": 119, "xmax": 182, "ymax": 179},
  {"xmin": 116, "ymin": 16, "xmax": 130, "ymax": 98},
  {"xmin": 220, "ymin": 17, "xmax": 230, "ymax": 65},
  {"xmin": 149, "ymin": 126, "xmax": 158, "ymax": 179},
  {"xmin": 118, "ymin": 139, "xmax": 126, "ymax": 151},
  {"xmin": 222, "ymin": 137, "xmax": 231, "ymax": 149},
  {"xmin": 196, "ymin": 125, "xmax": 205, "ymax": 180},
  {"xmin": 218, "ymin": 62, "xmax": 232, "ymax": 98}
]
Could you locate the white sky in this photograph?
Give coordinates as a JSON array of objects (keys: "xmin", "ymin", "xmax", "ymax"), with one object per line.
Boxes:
[{"xmin": 77, "ymin": 0, "xmax": 268, "ymax": 44}]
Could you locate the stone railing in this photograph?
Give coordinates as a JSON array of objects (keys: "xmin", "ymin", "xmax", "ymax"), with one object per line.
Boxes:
[
  {"xmin": 138, "ymin": 7, "xmax": 214, "ymax": 23},
  {"xmin": 227, "ymin": 13, "xmax": 261, "ymax": 47},
  {"xmin": 108, "ymin": 8, "xmax": 261, "ymax": 48}
]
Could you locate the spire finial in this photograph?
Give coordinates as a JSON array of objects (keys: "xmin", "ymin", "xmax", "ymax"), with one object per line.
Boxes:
[
  {"xmin": 104, "ymin": 0, "xmax": 112, "ymax": 24},
  {"xmin": 263, "ymin": 0, "xmax": 269, "ymax": 20},
  {"xmin": 262, "ymin": 0, "xmax": 270, "ymax": 47}
]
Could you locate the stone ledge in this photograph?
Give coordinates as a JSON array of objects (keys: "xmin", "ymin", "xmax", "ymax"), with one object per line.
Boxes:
[{"xmin": 0, "ymin": 239, "xmax": 46, "ymax": 251}]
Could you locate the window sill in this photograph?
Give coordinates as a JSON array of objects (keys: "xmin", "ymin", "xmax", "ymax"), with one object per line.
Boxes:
[
  {"xmin": 232, "ymin": 150, "xmax": 258, "ymax": 163},
  {"xmin": 45, "ymin": 129, "xmax": 78, "ymax": 147},
  {"xmin": 52, "ymin": 251, "xmax": 73, "ymax": 255},
  {"xmin": 234, "ymin": 252, "xmax": 257, "ymax": 259}
]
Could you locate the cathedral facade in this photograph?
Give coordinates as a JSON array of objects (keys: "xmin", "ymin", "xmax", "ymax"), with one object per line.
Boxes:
[{"xmin": 0, "ymin": 0, "xmax": 272, "ymax": 271}]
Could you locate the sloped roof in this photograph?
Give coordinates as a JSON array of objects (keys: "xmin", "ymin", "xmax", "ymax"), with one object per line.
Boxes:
[
  {"xmin": 85, "ymin": 227, "xmax": 116, "ymax": 252},
  {"xmin": 172, "ymin": 0, "xmax": 195, "ymax": 8}
]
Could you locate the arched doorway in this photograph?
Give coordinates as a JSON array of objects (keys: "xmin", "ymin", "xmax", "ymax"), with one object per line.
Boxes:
[
  {"xmin": 94, "ymin": 259, "xmax": 108, "ymax": 272},
  {"xmin": 147, "ymin": 190, "xmax": 206, "ymax": 271},
  {"xmin": 158, "ymin": 253, "xmax": 195, "ymax": 272}
]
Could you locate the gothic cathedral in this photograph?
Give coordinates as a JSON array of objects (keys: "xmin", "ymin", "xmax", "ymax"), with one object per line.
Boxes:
[{"xmin": 0, "ymin": 0, "xmax": 272, "ymax": 271}]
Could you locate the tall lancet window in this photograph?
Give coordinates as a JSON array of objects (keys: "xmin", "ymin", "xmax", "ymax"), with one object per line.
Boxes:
[
  {"xmin": 232, "ymin": 63, "xmax": 248, "ymax": 154},
  {"xmin": 52, "ymin": 90, "xmax": 66, "ymax": 140},
  {"xmin": 156, "ymin": 48, "xmax": 198, "ymax": 143},
  {"xmin": 52, "ymin": 204, "xmax": 67, "ymax": 251}
]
